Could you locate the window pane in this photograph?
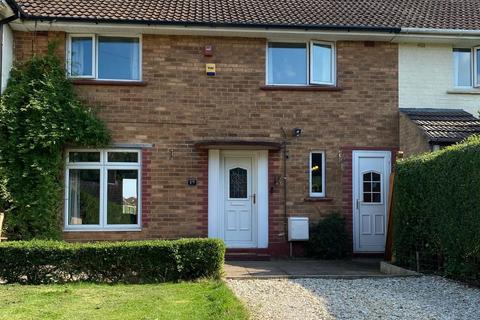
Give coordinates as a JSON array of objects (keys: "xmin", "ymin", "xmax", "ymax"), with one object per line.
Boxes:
[
  {"xmin": 69, "ymin": 152, "xmax": 100, "ymax": 163},
  {"xmin": 229, "ymin": 168, "xmax": 248, "ymax": 199},
  {"xmin": 372, "ymin": 193, "xmax": 381, "ymax": 203},
  {"xmin": 363, "ymin": 172, "xmax": 372, "ymax": 182},
  {"xmin": 107, "ymin": 152, "xmax": 139, "ymax": 163},
  {"xmin": 363, "ymin": 193, "xmax": 372, "ymax": 203},
  {"xmin": 363, "ymin": 182, "xmax": 371, "ymax": 192},
  {"xmin": 107, "ymin": 170, "xmax": 138, "ymax": 225},
  {"xmin": 70, "ymin": 37, "xmax": 93, "ymax": 77},
  {"xmin": 311, "ymin": 43, "xmax": 333, "ymax": 84},
  {"xmin": 98, "ymin": 37, "xmax": 140, "ymax": 80},
  {"xmin": 477, "ymin": 49, "xmax": 480, "ymax": 86},
  {"xmin": 453, "ymin": 48, "xmax": 472, "ymax": 87},
  {"xmin": 311, "ymin": 153, "xmax": 323, "ymax": 194},
  {"xmin": 68, "ymin": 169, "xmax": 100, "ymax": 225},
  {"xmin": 268, "ymin": 43, "xmax": 307, "ymax": 85}
]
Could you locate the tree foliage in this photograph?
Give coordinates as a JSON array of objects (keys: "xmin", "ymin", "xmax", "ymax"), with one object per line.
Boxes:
[{"xmin": 0, "ymin": 44, "xmax": 110, "ymax": 240}]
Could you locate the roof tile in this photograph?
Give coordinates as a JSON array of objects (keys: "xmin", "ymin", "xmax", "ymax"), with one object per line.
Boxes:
[
  {"xmin": 400, "ymin": 108, "xmax": 480, "ymax": 143},
  {"xmin": 9, "ymin": 0, "xmax": 480, "ymax": 30}
]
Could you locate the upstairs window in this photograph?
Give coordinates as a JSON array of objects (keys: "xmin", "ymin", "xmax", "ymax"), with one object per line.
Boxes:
[
  {"xmin": 68, "ymin": 35, "xmax": 141, "ymax": 81},
  {"xmin": 267, "ymin": 41, "xmax": 335, "ymax": 86},
  {"xmin": 453, "ymin": 47, "xmax": 480, "ymax": 88}
]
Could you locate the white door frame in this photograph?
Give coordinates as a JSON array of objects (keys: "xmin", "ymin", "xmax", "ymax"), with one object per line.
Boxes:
[
  {"xmin": 208, "ymin": 149, "xmax": 268, "ymax": 248},
  {"xmin": 352, "ymin": 150, "xmax": 391, "ymax": 253}
]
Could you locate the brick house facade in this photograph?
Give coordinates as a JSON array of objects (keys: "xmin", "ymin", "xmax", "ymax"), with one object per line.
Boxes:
[
  {"xmin": 11, "ymin": 30, "xmax": 399, "ymax": 255},
  {"xmin": 2, "ymin": 0, "xmax": 480, "ymax": 258}
]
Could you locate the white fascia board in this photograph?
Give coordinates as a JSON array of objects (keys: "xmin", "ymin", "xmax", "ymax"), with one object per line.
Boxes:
[
  {"xmin": 9, "ymin": 20, "xmax": 480, "ymax": 44},
  {"xmin": 402, "ymin": 27, "xmax": 480, "ymax": 36},
  {"xmin": 9, "ymin": 20, "xmax": 397, "ymax": 41}
]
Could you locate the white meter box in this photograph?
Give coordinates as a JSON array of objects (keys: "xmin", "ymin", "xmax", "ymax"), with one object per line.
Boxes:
[{"xmin": 288, "ymin": 217, "xmax": 309, "ymax": 241}]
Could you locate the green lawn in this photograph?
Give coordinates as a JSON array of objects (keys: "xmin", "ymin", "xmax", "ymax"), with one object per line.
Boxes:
[{"xmin": 0, "ymin": 281, "xmax": 248, "ymax": 320}]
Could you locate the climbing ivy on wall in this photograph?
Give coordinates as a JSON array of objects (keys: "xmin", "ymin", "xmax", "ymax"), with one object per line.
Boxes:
[{"xmin": 0, "ymin": 43, "xmax": 110, "ymax": 240}]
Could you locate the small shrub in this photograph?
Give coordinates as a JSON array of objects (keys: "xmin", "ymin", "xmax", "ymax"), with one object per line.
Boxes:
[
  {"xmin": 0, "ymin": 238, "xmax": 225, "ymax": 284},
  {"xmin": 306, "ymin": 212, "xmax": 348, "ymax": 259}
]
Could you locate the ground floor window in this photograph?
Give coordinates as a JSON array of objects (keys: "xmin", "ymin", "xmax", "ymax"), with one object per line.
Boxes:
[
  {"xmin": 65, "ymin": 149, "xmax": 141, "ymax": 231},
  {"xmin": 309, "ymin": 151, "xmax": 326, "ymax": 197}
]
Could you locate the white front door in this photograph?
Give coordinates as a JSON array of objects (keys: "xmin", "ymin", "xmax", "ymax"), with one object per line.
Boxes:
[
  {"xmin": 353, "ymin": 151, "xmax": 391, "ymax": 253},
  {"xmin": 208, "ymin": 149, "xmax": 269, "ymax": 249}
]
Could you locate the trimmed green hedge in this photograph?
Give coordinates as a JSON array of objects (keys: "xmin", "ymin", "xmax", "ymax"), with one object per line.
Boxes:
[
  {"xmin": 0, "ymin": 238, "xmax": 225, "ymax": 284},
  {"xmin": 393, "ymin": 136, "xmax": 480, "ymax": 282}
]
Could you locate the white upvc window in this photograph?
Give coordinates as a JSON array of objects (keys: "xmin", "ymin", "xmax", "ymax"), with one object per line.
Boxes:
[
  {"xmin": 64, "ymin": 149, "xmax": 142, "ymax": 231},
  {"xmin": 309, "ymin": 151, "xmax": 326, "ymax": 197},
  {"xmin": 267, "ymin": 41, "xmax": 336, "ymax": 86},
  {"xmin": 453, "ymin": 47, "xmax": 480, "ymax": 88},
  {"xmin": 474, "ymin": 46, "xmax": 480, "ymax": 87},
  {"xmin": 67, "ymin": 34, "xmax": 142, "ymax": 81}
]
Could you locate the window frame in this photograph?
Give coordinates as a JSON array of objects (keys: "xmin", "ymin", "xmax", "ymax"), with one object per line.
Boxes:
[
  {"xmin": 67, "ymin": 34, "xmax": 96, "ymax": 79},
  {"xmin": 64, "ymin": 149, "xmax": 142, "ymax": 232},
  {"xmin": 309, "ymin": 41, "xmax": 336, "ymax": 86},
  {"xmin": 266, "ymin": 40, "xmax": 336, "ymax": 86},
  {"xmin": 361, "ymin": 170, "xmax": 383, "ymax": 205},
  {"xmin": 67, "ymin": 34, "xmax": 143, "ymax": 82},
  {"xmin": 452, "ymin": 47, "xmax": 480, "ymax": 89},
  {"xmin": 474, "ymin": 46, "xmax": 480, "ymax": 88},
  {"xmin": 309, "ymin": 151, "xmax": 326, "ymax": 198}
]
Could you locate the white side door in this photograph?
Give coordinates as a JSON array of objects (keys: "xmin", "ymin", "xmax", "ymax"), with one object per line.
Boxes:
[
  {"xmin": 223, "ymin": 155, "xmax": 257, "ymax": 248},
  {"xmin": 353, "ymin": 151, "xmax": 391, "ymax": 252}
]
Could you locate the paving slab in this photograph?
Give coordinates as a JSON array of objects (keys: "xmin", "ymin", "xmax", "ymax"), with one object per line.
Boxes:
[{"xmin": 225, "ymin": 258, "xmax": 387, "ymax": 279}]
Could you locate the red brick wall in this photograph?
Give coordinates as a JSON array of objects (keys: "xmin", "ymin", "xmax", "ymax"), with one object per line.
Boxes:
[{"xmin": 14, "ymin": 32, "xmax": 399, "ymax": 253}]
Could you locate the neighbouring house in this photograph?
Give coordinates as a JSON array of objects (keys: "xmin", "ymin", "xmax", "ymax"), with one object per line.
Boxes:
[
  {"xmin": 0, "ymin": 0, "xmax": 479, "ymax": 257},
  {"xmin": 400, "ymin": 108, "xmax": 480, "ymax": 157}
]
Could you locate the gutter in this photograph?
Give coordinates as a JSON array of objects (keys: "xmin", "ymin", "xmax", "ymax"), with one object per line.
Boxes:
[
  {"xmin": 401, "ymin": 27, "xmax": 480, "ymax": 36},
  {"xmin": 0, "ymin": 14, "xmax": 17, "ymax": 25},
  {"xmin": 11, "ymin": 17, "xmax": 403, "ymax": 34}
]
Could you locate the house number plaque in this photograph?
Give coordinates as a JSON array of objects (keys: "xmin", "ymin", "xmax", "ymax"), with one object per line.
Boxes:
[{"xmin": 187, "ymin": 178, "xmax": 197, "ymax": 186}]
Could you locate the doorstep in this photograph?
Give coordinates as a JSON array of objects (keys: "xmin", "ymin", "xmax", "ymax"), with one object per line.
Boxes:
[
  {"xmin": 224, "ymin": 258, "xmax": 395, "ymax": 279},
  {"xmin": 225, "ymin": 248, "xmax": 271, "ymax": 261}
]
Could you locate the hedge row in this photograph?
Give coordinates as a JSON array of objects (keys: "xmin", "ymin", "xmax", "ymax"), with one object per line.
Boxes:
[
  {"xmin": 0, "ymin": 238, "xmax": 225, "ymax": 284},
  {"xmin": 393, "ymin": 136, "xmax": 480, "ymax": 282}
]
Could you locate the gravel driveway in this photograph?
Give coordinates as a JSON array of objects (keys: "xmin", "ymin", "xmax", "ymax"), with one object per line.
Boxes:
[{"xmin": 227, "ymin": 276, "xmax": 480, "ymax": 320}]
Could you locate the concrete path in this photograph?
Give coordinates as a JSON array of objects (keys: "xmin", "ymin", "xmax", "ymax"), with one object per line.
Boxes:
[{"xmin": 225, "ymin": 258, "xmax": 386, "ymax": 279}]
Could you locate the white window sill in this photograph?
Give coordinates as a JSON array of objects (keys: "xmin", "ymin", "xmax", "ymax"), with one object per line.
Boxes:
[
  {"xmin": 447, "ymin": 88, "xmax": 480, "ymax": 95},
  {"xmin": 71, "ymin": 79, "xmax": 147, "ymax": 86},
  {"xmin": 64, "ymin": 228, "xmax": 142, "ymax": 232}
]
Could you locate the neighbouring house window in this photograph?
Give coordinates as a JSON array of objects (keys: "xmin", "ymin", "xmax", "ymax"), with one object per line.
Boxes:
[
  {"xmin": 68, "ymin": 35, "xmax": 141, "ymax": 81},
  {"xmin": 453, "ymin": 48, "xmax": 472, "ymax": 87},
  {"xmin": 453, "ymin": 47, "xmax": 480, "ymax": 87},
  {"xmin": 476, "ymin": 47, "xmax": 480, "ymax": 87},
  {"xmin": 267, "ymin": 41, "xmax": 335, "ymax": 86},
  {"xmin": 309, "ymin": 151, "xmax": 326, "ymax": 197},
  {"xmin": 65, "ymin": 149, "xmax": 141, "ymax": 231}
]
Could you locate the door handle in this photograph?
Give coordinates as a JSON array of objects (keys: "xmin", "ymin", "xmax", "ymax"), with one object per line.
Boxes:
[{"xmin": 250, "ymin": 194, "xmax": 256, "ymax": 204}]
